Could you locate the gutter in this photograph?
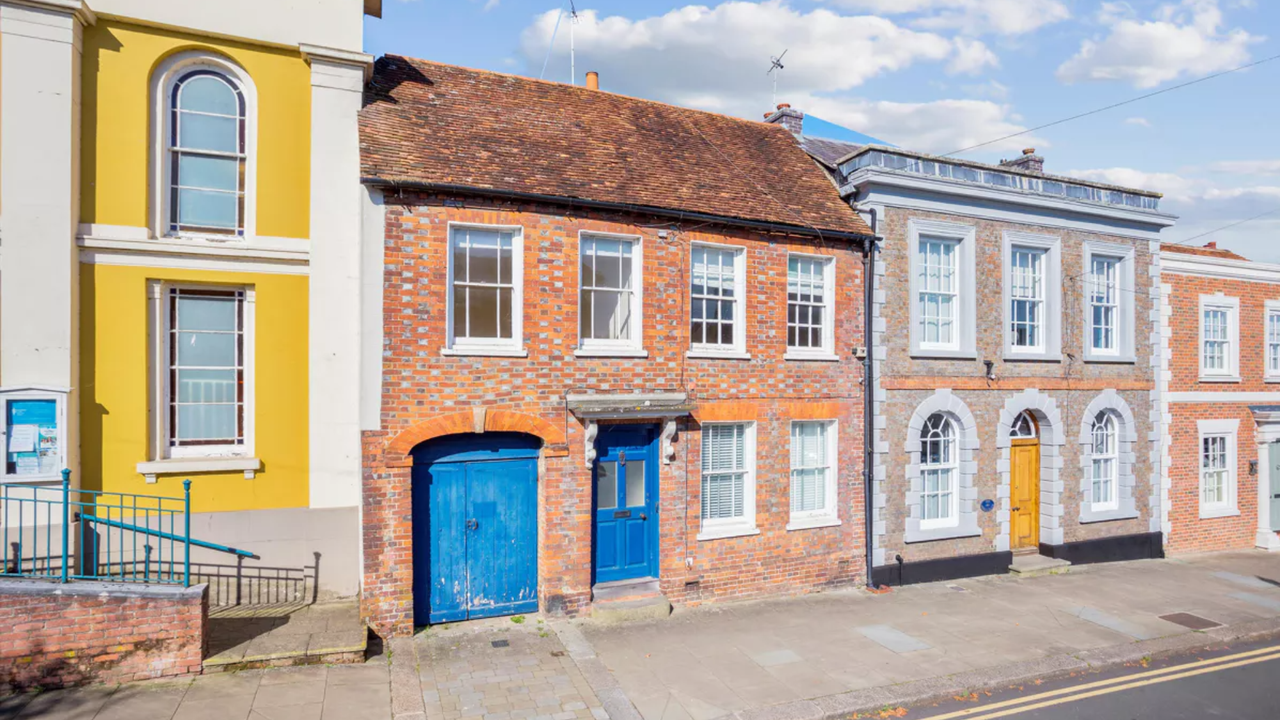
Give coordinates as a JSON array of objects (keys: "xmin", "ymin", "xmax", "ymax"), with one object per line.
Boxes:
[
  {"xmin": 360, "ymin": 177, "xmax": 876, "ymax": 244},
  {"xmin": 860, "ymin": 208, "xmax": 879, "ymax": 590}
]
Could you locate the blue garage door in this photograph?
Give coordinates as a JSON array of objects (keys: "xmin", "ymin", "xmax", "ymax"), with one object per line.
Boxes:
[{"xmin": 412, "ymin": 434, "xmax": 539, "ymax": 626}]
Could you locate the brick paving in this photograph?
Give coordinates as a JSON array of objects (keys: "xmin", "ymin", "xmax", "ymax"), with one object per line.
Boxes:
[{"xmin": 415, "ymin": 619, "xmax": 608, "ymax": 720}]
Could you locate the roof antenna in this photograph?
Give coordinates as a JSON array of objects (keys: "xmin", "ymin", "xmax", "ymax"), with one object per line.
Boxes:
[
  {"xmin": 569, "ymin": 0, "xmax": 580, "ymax": 86},
  {"xmin": 767, "ymin": 49, "xmax": 787, "ymax": 108}
]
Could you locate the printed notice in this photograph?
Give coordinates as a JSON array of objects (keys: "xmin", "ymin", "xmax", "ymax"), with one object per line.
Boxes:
[
  {"xmin": 15, "ymin": 455, "xmax": 39, "ymax": 475},
  {"xmin": 8, "ymin": 425, "xmax": 37, "ymax": 453}
]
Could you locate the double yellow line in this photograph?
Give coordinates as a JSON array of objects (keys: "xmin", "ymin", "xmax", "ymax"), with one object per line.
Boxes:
[{"xmin": 920, "ymin": 645, "xmax": 1280, "ymax": 719}]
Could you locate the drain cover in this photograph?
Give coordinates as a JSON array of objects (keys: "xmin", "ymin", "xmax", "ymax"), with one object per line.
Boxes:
[
  {"xmin": 1159, "ymin": 612, "xmax": 1222, "ymax": 630},
  {"xmin": 491, "ymin": 640, "xmax": 510, "ymax": 648}
]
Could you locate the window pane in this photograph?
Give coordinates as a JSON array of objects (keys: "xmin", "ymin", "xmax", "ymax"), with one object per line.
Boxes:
[
  {"xmin": 178, "ymin": 112, "xmax": 239, "ymax": 153},
  {"xmin": 468, "ymin": 287, "xmax": 499, "ymax": 338},
  {"xmin": 176, "ymin": 295, "xmax": 237, "ymax": 332},
  {"xmin": 177, "ymin": 154, "xmax": 238, "ymax": 191},
  {"xmin": 176, "ymin": 368, "xmax": 238, "ymax": 403},
  {"xmin": 179, "ymin": 75, "xmax": 239, "ymax": 116},
  {"xmin": 468, "ymin": 235, "xmax": 500, "ymax": 284},
  {"xmin": 175, "ymin": 403, "xmax": 237, "ymax": 440},
  {"xmin": 177, "ymin": 188, "xmax": 238, "ymax": 229},
  {"xmin": 176, "ymin": 331, "xmax": 236, "ymax": 367},
  {"xmin": 597, "ymin": 461, "xmax": 618, "ymax": 510},
  {"xmin": 625, "ymin": 460, "xmax": 645, "ymax": 507},
  {"xmin": 498, "ymin": 287, "xmax": 514, "ymax": 339}
]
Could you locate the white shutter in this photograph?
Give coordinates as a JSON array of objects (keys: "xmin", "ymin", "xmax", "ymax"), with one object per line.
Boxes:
[{"xmin": 702, "ymin": 424, "xmax": 747, "ymax": 521}]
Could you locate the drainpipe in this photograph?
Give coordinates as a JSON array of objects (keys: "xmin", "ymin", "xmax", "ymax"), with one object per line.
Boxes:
[{"xmin": 861, "ymin": 208, "xmax": 879, "ymax": 590}]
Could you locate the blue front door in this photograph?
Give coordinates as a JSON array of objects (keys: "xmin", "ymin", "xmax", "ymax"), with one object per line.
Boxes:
[
  {"xmin": 593, "ymin": 425, "xmax": 659, "ymax": 583},
  {"xmin": 412, "ymin": 434, "xmax": 539, "ymax": 626}
]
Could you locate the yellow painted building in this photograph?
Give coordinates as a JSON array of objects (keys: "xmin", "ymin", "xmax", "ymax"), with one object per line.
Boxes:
[{"xmin": 1, "ymin": 0, "xmax": 384, "ymax": 600}]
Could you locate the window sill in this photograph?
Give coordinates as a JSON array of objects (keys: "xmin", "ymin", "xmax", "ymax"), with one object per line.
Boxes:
[
  {"xmin": 784, "ymin": 351, "xmax": 840, "ymax": 362},
  {"xmin": 1083, "ymin": 354, "xmax": 1137, "ymax": 364},
  {"xmin": 1003, "ymin": 352, "xmax": 1063, "ymax": 363},
  {"xmin": 573, "ymin": 348, "xmax": 649, "ymax": 359},
  {"xmin": 442, "ymin": 347, "xmax": 529, "ymax": 358},
  {"xmin": 137, "ymin": 457, "xmax": 261, "ymax": 484},
  {"xmin": 1079, "ymin": 507, "xmax": 1139, "ymax": 524},
  {"xmin": 786, "ymin": 516, "xmax": 842, "ymax": 531},
  {"xmin": 686, "ymin": 350, "xmax": 752, "ymax": 361},
  {"xmin": 1198, "ymin": 376, "xmax": 1242, "ymax": 384},
  {"xmin": 909, "ymin": 349, "xmax": 978, "ymax": 360},
  {"xmin": 696, "ymin": 524, "xmax": 760, "ymax": 541},
  {"xmin": 1200, "ymin": 506, "xmax": 1241, "ymax": 520}
]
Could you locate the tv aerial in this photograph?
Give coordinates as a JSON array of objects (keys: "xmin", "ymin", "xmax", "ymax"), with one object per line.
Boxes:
[{"xmin": 767, "ymin": 49, "xmax": 788, "ymax": 107}]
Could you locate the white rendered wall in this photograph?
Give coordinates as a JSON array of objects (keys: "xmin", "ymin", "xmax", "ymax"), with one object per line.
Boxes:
[
  {"xmin": 0, "ymin": 0, "xmax": 86, "ymax": 480},
  {"xmin": 89, "ymin": 0, "xmax": 366, "ymax": 52},
  {"xmin": 307, "ymin": 57, "xmax": 367, "ymax": 510}
]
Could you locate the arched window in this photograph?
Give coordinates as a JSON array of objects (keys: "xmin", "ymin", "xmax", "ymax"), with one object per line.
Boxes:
[
  {"xmin": 167, "ymin": 69, "xmax": 247, "ymax": 236},
  {"xmin": 1010, "ymin": 411, "xmax": 1038, "ymax": 439},
  {"xmin": 1090, "ymin": 411, "xmax": 1118, "ymax": 511},
  {"xmin": 920, "ymin": 413, "xmax": 958, "ymax": 528}
]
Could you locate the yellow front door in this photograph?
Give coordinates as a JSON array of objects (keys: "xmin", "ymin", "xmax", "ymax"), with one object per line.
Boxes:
[{"xmin": 1010, "ymin": 439, "xmax": 1040, "ymax": 550}]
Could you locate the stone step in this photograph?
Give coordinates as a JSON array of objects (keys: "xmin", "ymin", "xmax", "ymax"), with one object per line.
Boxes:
[
  {"xmin": 1009, "ymin": 554, "xmax": 1072, "ymax": 578},
  {"xmin": 591, "ymin": 578, "xmax": 671, "ymax": 623},
  {"xmin": 203, "ymin": 600, "xmax": 367, "ymax": 673}
]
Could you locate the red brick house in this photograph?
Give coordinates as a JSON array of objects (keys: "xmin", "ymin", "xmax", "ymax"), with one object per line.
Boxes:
[
  {"xmin": 357, "ymin": 58, "xmax": 874, "ymax": 636},
  {"xmin": 769, "ymin": 106, "xmax": 1179, "ymax": 583},
  {"xmin": 1161, "ymin": 242, "xmax": 1280, "ymax": 555}
]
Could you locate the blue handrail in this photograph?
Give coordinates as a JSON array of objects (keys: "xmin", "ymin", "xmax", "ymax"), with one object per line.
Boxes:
[
  {"xmin": 1, "ymin": 470, "xmax": 256, "ymax": 586},
  {"xmin": 77, "ymin": 513, "xmax": 258, "ymax": 559}
]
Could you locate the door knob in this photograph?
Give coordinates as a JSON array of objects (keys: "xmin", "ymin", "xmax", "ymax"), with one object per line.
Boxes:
[
  {"xmin": 640, "ymin": 513, "xmax": 648, "ymax": 521},
  {"xmin": 466, "ymin": 518, "xmax": 478, "ymax": 530}
]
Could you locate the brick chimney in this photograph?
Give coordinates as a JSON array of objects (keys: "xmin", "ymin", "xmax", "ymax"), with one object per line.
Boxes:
[
  {"xmin": 1205, "ymin": 241, "xmax": 1218, "ymax": 250},
  {"xmin": 999, "ymin": 148, "xmax": 1044, "ymax": 174},
  {"xmin": 764, "ymin": 103, "xmax": 804, "ymax": 135}
]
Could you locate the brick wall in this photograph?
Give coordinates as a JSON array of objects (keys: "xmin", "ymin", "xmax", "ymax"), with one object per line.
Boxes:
[
  {"xmin": 362, "ymin": 192, "xmax": 867, "ymax": 637},
  {"xmin": 0, "ymin": 581, "xmax": 207, "ymax": 691},
  {"xmin": 875, "ymin": 206, "xmax": 1158, "ymax": 565},
  {"xmin": 1164, "ymin": 268, "xmax": 1279, "ymax": 553}
]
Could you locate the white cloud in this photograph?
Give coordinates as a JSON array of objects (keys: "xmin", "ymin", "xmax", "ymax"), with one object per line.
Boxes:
[
  {"xmin": 1211, "ymin": 159, "xmax": 1280, "ymax": 175},
  {"xmin": 803, "ymin": 96, "xmax": 1043, "ymax": 154},
  {"xmin": 1124, "ymin": 117, "xmax": 1151, "ymax": 127},
  {"xmin": 1068, "ymin": 166, "xmax": 1280, "ymax": 261},
  {"xmin": 1057, "ymin": 0, "xmax": 1261, "ymax": 88},
  {"xmin": 824, "ymin": 0, "xmax": 1070, "ymax": 36},
  {"xmin": 947, "ymin": 37, "xmax": 999, "ymax": 75},
  {"xmin": 963, "ymin": 80, "xmax": 1010, "ymax": 100},
  {"xmin": 520, "ymin": 2, "xmax": 997, "ymax": 113}
]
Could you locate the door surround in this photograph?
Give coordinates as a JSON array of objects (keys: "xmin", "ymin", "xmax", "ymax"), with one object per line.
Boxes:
[
  {"xmin": 1250, "ymin": 408, "xmax": 1280, "ymax": 550},
  {"xmin": 996, "ymin": 390, "xmax": 1065, "ymax": 552}
]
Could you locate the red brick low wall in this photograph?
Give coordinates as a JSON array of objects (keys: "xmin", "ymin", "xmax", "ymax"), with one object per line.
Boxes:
[{"xmin": 0, "ymin": 580, "xmax": 207, "ymax": 691}]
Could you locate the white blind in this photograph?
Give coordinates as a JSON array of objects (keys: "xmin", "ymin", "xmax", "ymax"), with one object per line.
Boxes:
[
  {"xmin": 703, "ymin": 424, "xmax": 746, "ymax": 521},
  {"xmin": 790, "ymin": 422, "xmax": 829, "ymax": 514}
]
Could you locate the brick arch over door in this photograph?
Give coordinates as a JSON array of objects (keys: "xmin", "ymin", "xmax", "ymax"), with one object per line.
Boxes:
[
  {"xmin": 996, "ymin": 389, "xmax": 1065, "ymax": 550},
  {"xmin": 385, "ymin": 408, "xmax": 570, "ymax": 466}
]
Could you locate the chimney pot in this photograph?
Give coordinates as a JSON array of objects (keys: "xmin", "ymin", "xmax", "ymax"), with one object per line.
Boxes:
[
  {"xmin": 1023, "ymin": 148, "xmax": 1036, "ymax": 156},
  {"xmin": 586, "ymin": 71, "xmax": 599, "ymax": 90},
  {"xmin": 777, "ymin": 103, "xmax": 791, "ymax": 110}
]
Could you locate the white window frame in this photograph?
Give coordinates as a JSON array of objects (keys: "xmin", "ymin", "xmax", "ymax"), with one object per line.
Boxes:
[
  {"xmin": 787, "ymin": 420, "xmax": 840, "ymax": 530},
  {"xmin": 1089, "ymin": 411, "xmax": 1119, "ymax": 513},
  {"xmin": 918, "ymin": 413, "xmax": 960, "ymax": 531},
  {"xmin": 908, "ymin": 219, "xmax": 976, "ymax": 358},
  {"xmin": 1197, "ymin": 418, "xmax": 1240, "ymax": 519},
  {"xmin": 1002, "ymin": 231, "xmax": 1062, "ymax": 361},
  {"xmin": 697, "ymin": 421, "xmax": 758, "ymax": 540},
  {"xmin": 141, "ymin": 281, "xmax": 257, "ymax": 472},
  {"xmin": 150, "ymin": 51, "xmax": 259, "ymax": 242},
  {"xmin": 785, "ymin": 253, "xmax": 837, "ymax": 361},
  {"xmin": 575, "ymin": 231, "xmax": 645, "ymax": 357},
  {"xmin": 688, "ymin": 242, "xmax": 748, "ymax": 359},
  {"xmin": 1198, "ymin": 294, "xmax": 1240, "ymax": 382},
  {"xmin": 444, "ymin": 223, "xmax": 526, "ymax": 357},
  {"xmin": 1266, "ymin": 300, "xmax": 1280, "ymax": 382},
  {"xmin": 1081, "ymin": 241, "xmax": 1137, "ymax": 363}
]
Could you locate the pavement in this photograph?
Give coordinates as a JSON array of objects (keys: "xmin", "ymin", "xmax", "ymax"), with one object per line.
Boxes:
[
  {"xmin": 204, "ymin": 601, "xmax": 366, "ymax": 670},
  {"xmin": 1, "ymin": 551, "xmax": 1278, "ymax": 720}
]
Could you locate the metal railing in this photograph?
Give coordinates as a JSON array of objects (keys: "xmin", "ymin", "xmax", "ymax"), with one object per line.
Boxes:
[{"xmin": 1, "ymin": 470, "xmax": 254, "ymax": 586}]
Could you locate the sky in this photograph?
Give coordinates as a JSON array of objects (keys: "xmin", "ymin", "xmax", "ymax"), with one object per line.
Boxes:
[{"xmin": 366, "ymin": 0, "xmax": 1280, "ymax": 262}]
